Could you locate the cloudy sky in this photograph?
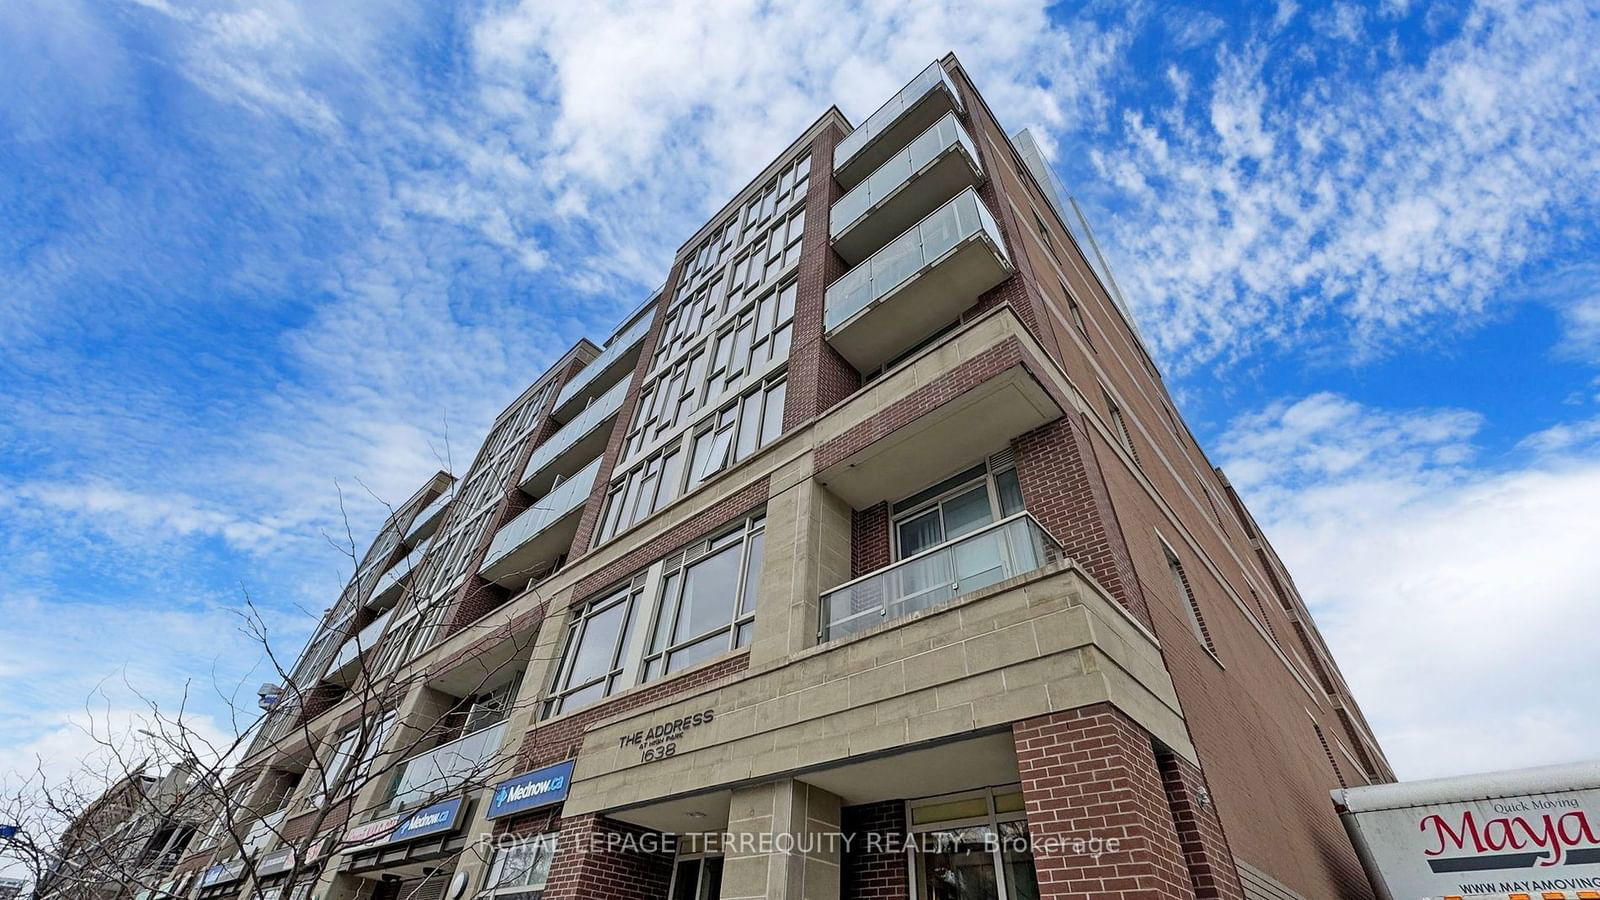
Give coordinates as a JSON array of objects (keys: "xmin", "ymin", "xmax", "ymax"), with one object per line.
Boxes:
[{"xmin": 1, "ymin": 0, "xmax": 1596, "ymax": 787}]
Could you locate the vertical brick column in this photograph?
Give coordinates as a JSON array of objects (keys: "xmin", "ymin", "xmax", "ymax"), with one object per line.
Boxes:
[
  {"xmin": 841, "ymin": 800, "xmax": 908, "ymax": 900},
  {"xmin": 1012, "ymin": 415, "xmax": 1156, "ymax": 630},
  {"xmin": 1156, "ymin": 754, "xmax": 1245, "ymax": 900},
  {"xmin": 543, "ymin": 814, "xmax": 674, "ymax": 900},
  {"xmin": 785, "ymin": 121, "xmax": 860, "ymax": 431},
  {"xmin": 1013, "ymin": 706, "xmax": 1196, "ymax": 900}
]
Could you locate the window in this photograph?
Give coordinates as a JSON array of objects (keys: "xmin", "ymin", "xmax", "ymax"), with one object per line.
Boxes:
[
  {"xmin": 482, "ymin": 834, "xmax": 557, "ymax": 900},
  {"xmin": 1104, "ymin": 389, "xmax": 1140, "ymax": 466},
  {"xmin": 890, "ymin": 453, "xmax": 1024, "ymax": 560},
  {"xmin": 596, "ymin": 372, "xmax": 787, "ymax": 546},
  {"xmin": 642, "ymin": 516, "xmax": 764, "ymax": 681},
  {"xmin": 543, "ymin": 578, "xmax": 642, "ymax": 717},
  {"xmin": 1163, "ymin": 543, "xmax": 1215, "ymax": 655},
  {"xmin": 1059, "ymin": 278, "xmax": 1092, "ymax": 350},
  {"xmin": 907, "ymin": 786, "xmax": 1037, "ymax": 900},
  {"xmin": 1312, "ymin": 722, "xmax": 1347, "ymax": 789},
  {"xmin": 307, "ymin": 726, "xmax": 361, "ymax": 809},
  {"xmin": 668, "ymin": 854, "xmax": 723, "ymax": 900}
]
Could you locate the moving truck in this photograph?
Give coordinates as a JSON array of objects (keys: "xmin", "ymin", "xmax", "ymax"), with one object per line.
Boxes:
[{"xmin": 1332, "ymin": 761, "xmax": 1600, "ymax": 900}]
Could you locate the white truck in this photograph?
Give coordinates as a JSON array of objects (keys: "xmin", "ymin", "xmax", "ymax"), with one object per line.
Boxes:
[{"xmin": 1332, "ymin": 760, "xmax": 1600, "ymax": 900}]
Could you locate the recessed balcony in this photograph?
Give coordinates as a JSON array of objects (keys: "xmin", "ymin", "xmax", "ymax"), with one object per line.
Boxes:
[
  {"xmin": 831, "ymin": 112, "xmax": 984, "ymax": 266},
  {"xmin": 522, "ymin": 376, "xmax": 627, "ymax": 499},
  {"xmin": 549, "ymin": 313, "xmax": 651, "ymax": 425},
  {"xmin": 824, "ymin": 187, "xmax": 1013, "ymax": 374},
  {"xmin": 834, "ymin": 61, "xmax": 965, "ymax": 190},
  {"xmin": 478, "ymin": 455, "xmax": 602, "ymax": 588},
  {"xmin": 821, "ymin": 513, "xmax": 1063, "ymax": 641}
]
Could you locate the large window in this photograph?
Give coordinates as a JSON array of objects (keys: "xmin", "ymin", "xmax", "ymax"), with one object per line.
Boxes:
[
  {"xmin": 542, "ymin": 578, "xmax": 642, "ymax": 717},
  {"xmin": 596, "ymin": 372, "xmax": 786, "ymax": 546},
  {"xmin": 545, "ymin": 511, "xmax": 766, "ymax": 717},
  {"xmin": 481, "ymin": 834, "xmax": 557, "ymax": 900},
  {"xmin": 642, "ymin": 515, "xmax": 764, "ymax": 681},
  {"xmin": 907, "ymin": 786, "xmax": 1038, "ymax": 900},
  {"xmin": 891, "ymin": 453, "xmax": 1024, "ymax": 560}
]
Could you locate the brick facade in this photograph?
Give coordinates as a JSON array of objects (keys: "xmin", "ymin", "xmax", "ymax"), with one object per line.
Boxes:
[
  {"xmin": 840, "ymin": 801, "xmax": 908, "ymax": 900},
  {"xmin": 541, "ymin": 814, "xmax": 675, "ymax": 900},
  {"xmin": 1013, "ymin": 706, "xmax": 1196, "ymax": 900}
]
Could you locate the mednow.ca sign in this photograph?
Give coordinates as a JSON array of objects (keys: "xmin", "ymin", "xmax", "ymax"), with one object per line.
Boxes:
[{"xmin": 1335, "ymin": 768, "xmax": 1600, "ymax": 900}]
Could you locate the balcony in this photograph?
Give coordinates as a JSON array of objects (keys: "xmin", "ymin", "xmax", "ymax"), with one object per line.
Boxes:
[
  {"xmin": 522, "ymin": 376, "xmax": 628, "ymax": 498},
  {"xmin": 478, "ymin": 456, "xmax": 602, "ymax": 587},
  {"xmin": 324, "ymin": 610, "xmax": 392, "ymax": 684},
  {"xmin": 403, "ymin": 491, "xmax": 452, "ymax": 546},
  {"xmin": 824, "ymin": 187, "xmax": 1013, "ymax": 373},
  {"xmin": 821, "ymin": 513, "xmax": 1062, "ymax": 641},
  {"xmin": 831, "ymin": 113, "xmax": 985, "ymax": 265},
  {"xmin": 241, "ymin": 808, "xmax": 287, "ymax": 857},
  {"xmin": 366, "ymin": 550, "xmax": 421, "ymax": 610},
  {"xmin": 834, "ymin": 61, "xmax": 965, "ymax": 190},
  {"xmin": 550, "ymin": 313, "xmax": 651, "ymax": 425},
  {"xmin": 387, "ymin": 720, "xmax": 508, "ymax": 811}
]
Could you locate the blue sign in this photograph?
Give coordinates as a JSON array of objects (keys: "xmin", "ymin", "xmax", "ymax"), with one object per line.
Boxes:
[
  {"xmin": 0, "ymin": 825, "xmax": 18, "ymax": 839},
  {"xmin": 486, "ymin": 760, "xmax": 575, "ymax": 819},
  {"xmin": 390, "ymin": 796, "xmax": 465, "ymax": 844}
]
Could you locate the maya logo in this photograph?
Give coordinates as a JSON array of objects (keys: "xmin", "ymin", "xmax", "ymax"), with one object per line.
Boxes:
[{"xmin": 1420, "ymin": 810, "xmax": 1600, "ymax": 872}]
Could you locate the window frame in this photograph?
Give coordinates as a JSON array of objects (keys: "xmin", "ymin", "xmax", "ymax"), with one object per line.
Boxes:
[
  {"xmin": 889, "ymin": 455, "xmax": 1023, "ymax": 562},
  {"xmin": 640, "ymin": 515, "xmax": 765, "ymax": 682},
  {"xmin": 542, "ymin": 578, "xmax": 644, "ymax": 718},
  {"xmin": 481, "ymin": 833, "xmax": 559, "ymax": 900},
  {"xmin": 904, "ymin": 784, "xmax": 1033, "ymax": 900}
]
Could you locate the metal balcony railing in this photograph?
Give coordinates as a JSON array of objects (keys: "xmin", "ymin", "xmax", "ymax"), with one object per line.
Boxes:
[
  {"xmin": 387, "ymin": 719, "xmax": 509, "ymax": 811},
  {"xmin": 819, "ymin": 513, "xmax": 1062, "ymax": 642}
]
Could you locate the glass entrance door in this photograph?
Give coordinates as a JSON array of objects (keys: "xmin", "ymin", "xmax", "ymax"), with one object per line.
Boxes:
[
  {"xmin": 907, "ymin": 787, "xmax": 1039, "ymax": 900},
  {"xmin": 668, "ymin": 855, "xmax": 723, "ymax": 900}
]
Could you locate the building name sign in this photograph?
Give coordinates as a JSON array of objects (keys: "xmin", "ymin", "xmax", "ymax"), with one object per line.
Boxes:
[
  {"xmin": 618, "ymin": 709, "xmax": 715, "ymax": 763},
  {"xmin": 487, "ymin": 760, "xmax": 575, "ymax": 819}
]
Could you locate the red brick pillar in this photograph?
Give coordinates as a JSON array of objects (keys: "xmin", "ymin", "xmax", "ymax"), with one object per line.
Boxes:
[
  {"xmin": 542, "ymin": 814, "xmax": 675, "ymax": 900},
  {"xmin": 1156, "ymin": 753, "xmax": 1245, "ymax": 900},
  {"xmin": 1013, "ymin": 706, "xmax": 1196, "ymax": 900}
]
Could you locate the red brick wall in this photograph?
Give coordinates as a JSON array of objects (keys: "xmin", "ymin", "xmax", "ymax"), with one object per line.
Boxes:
[
  {"xmin": 1013, "ymin": 705, "xmax": 1196, "ymax": 900},
  {"xmin": 841, "ymin": 800, "xmax": 908, "ymax": 900},
  {"xmin": 850, "ymin": 503, "xmax": 889, "ymax": 578},
  {"xmin": 541, "ymin": 814, "xmax": 674, "ymax": 900},
  {"xmin": 787, "ymin": 121, "xmax": 860, "ymax": 429},
  {"xmin": 1157, "ymin": 753, "xmax": 1245, "ymax": 900},
  {"xmin": 1012, "ymin": 414, "xmax": 1155, "ymax": 629}
]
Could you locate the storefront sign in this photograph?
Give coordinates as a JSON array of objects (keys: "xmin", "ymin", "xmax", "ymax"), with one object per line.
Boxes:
[
  {"xmin": 341, "ymin": 814, "xmax": 401, "ymax": 852},
  {"xmin": 617, "ymin": 709, "xmax": 714, "ymax": 763},
  {"xmin": 487, "ymin": 760, "xmax": 575, "ymax": 819},
  {"xmin": 389, "ymin": 796, "xmax": 465, "ymax": 844},
  {"xmin": 256, "ymin": 848, "xmax": 295, "ymax": 877}
]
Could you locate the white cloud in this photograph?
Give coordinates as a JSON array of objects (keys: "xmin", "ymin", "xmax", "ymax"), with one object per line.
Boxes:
[
  {"xmin": 1080, "ymin": 0, "xmax": 1600, "ymax": 369},
  {"xmin": 1221, "ymin": 394, "xmax": 1600, "ymax": 778}
]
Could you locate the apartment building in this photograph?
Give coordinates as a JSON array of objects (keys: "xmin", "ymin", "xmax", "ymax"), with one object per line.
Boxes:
[
  {"xmin": 37, "ymin": 766, "xmax": 203, "ymax": 900},
  {"xmin": 167, "ymin": 54, "xmax": 1393, "ymax": 900}
]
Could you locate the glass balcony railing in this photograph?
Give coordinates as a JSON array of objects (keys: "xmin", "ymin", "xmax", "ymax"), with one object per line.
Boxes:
[
  {"xmin": 329, "ymin": 609, "xmax": 392, "ymax": 675},
  {"xmin": 831, "ymin": 112, "xmax": 982, "ymax": 243},
  {"xmin": 820, "ymin": 513, "xmax": 1062, "ymax": 642},
  {"xmin": 552, "ymin": 314, "xmax": 652, "ymax": 415},
  {"xmin": 387, "ymin": 719, "xmax": 509, "ymax": 811},
  {"xmin": 241, "ymin": 808, "xmax": 287, "ymax": 856},
  {"xmin": 834, "ymin": 62, "xmax": 964, "ymax": 183},
  {"xmin": 825, "ymin": 187, "xmax": 1010, "ymax": 333},
  {"xmin": 403, "ymin": 491, "xmax": 452, "ymax": 544},
  {"xmin": 480, "ymin": 455, "xmax": 602, "ymax": 576},
  {"xmin": 523, "ymin": 377, "xmax": 629, "ymax": 487},
  {"xmin": 368, "ymin": 551, "xmax": 421, "ymax": 607}
]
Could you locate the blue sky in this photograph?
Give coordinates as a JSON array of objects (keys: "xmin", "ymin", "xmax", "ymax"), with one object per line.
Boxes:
[{"xmin": 1, "ymin": 0, "xmax": 1597, "ymax": 785}]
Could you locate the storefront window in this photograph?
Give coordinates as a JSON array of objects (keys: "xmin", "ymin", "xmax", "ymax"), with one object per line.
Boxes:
[
  {"xmin": 482, "ymin": 834, "xmax": 558, "ymax": 900},
  {"xmin": 907, "ymin": 786, "xmax": 1038, "ymax": 900}
]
